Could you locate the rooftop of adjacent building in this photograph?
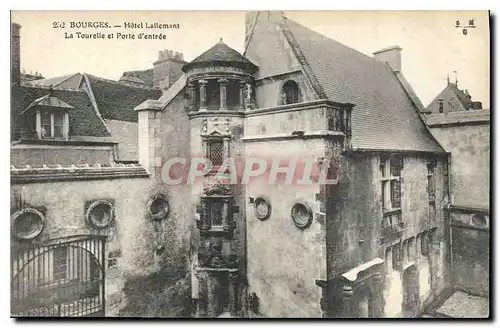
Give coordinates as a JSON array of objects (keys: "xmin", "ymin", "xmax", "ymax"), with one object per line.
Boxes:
[
  {"xmin": 12, "ymin": 73, "xmax": 162, "ymax": 162},
  {"xmin": 425, "ymin": 76, "xmax": 485, "ymax": 114},
  {"xmin": 150, "ymin": 11, "xmax": 446, "ymax": 154}
]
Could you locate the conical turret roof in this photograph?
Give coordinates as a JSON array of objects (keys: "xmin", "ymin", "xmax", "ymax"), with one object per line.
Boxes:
[{"xmin": 182, "ymin": 38, "xmax": 257, "ymax": 73}]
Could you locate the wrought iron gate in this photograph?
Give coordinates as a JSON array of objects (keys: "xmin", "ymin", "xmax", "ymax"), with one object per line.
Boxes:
[{"xmin": 11, "ymin": 234, "xmax": 106, "ymax": 317}]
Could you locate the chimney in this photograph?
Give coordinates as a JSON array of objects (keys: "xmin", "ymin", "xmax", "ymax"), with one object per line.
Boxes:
[
  {"xmin": 11, "ymin": 23, "xmax": 21, "ymax": 85},
  {"xmin": 373, "ymin": 45, "xmax": 402, "ymax": 73},
  {"xmin": 153, "ymin": 48, "xmax": 186, "ymax": 90}
]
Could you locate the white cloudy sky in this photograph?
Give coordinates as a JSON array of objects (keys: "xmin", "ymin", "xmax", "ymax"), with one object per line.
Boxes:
[{"xmin": 11, "ymin": 10, "xmax": 489, "ymax": 108}]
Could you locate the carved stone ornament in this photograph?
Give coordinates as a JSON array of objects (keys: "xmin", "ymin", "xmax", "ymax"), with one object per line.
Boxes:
[
  {"xmin": 147, "ymin": 194, "xmax": 170, "ymax": 220},
  {"xmin": 291, "ymin": 202, "xmax": 313, "ymax": 230},
  {"xmin": 206, "ymin": 117, "xmax": 231, "ymax": 136},
  {"xmin": 11, "ymin": 208, "xmax": 45, "ymax": 240},
  {"xmin": 203, "ymin": 184, "xmax": 231, "ymax": 197},
  {"xmin": 86, "ymin": 200, "xmax": 114, "ymax": 229}
]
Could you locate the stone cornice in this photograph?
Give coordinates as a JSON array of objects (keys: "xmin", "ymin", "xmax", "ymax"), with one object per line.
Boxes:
[
  {"xmin": 13, "ymin": 138, "xmax": 117, "ymax": 147},
  {"xmin": 348, "ymin": 148, "xmax": 449, "ymax": 156},
  {"xmin": 242, "ymin": 130, "xmax": 345, "ymax": 142},
  {"xmin": 446, "ymin": 204, "xmax": 490, "ymax": 215},
  {"xmin": 188, "ymin": 100, "xmax": 353, "ymax": 120},
  {"xmin": 188, "ymin": 111, "xmax": 246, "ymax": 119},
  {"xmin": 425, "ymin": 110, "xmax": 491, "ymax": 127},
  {"xmin": 134, "ymin": 99, "xmax": 164, "ymax": 112},
  {"xmin": 11, "ymin": 164, "xmax": 149, "ymax": 184},
  {"xmin": 245, "ymin": 99, "xmax": 353, "ymax": 117}
]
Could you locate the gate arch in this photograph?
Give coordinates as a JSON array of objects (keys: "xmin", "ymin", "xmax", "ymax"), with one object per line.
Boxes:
[{"xmin": 11, "ymin": 234, "xmax": 106, "ymax": 317}]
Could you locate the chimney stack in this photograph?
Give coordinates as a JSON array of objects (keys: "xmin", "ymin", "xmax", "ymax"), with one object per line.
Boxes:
[
  {"xmin": 11, "ymin": 23, "xmax": 21, "ymax": 85},
  {"xmin": 373, "ymin": 45, "xmax": 402, "ymax": 73},
  {"xmin": 153, "ymin": 49, "xmax": 186, "ymax": 90}
]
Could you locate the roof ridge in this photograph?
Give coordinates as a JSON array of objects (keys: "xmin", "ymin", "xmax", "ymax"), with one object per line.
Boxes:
[
  {"xmin": 21, "ymin": 82, "xmax": 86, "ymax": 93},
  {"xmin": 53, "ymin": 72, "xmax": 80, "ymax": 86},
  {"xmin": 29, "ymin": 73, "xmax": 79, "ymax": 86},
  {"xmin": 85, "ymin": 73, "xmax": 159, "ymax": 91}
]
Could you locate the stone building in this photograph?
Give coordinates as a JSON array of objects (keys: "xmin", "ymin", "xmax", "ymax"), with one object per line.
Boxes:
[
  {"xmin": 10, "ymin": 22, "xmax": 192, "ymax": 318},
  {"xmin": 422, "ymin": 82, "xmax": 490, "ymax": 316},
  {"xmin": 135, "ymin": 11, "xmax": 453, "ymax": 318},
  {"xmin": 10, "ymin": 11, "xmax": 489, "ymax": 319}
]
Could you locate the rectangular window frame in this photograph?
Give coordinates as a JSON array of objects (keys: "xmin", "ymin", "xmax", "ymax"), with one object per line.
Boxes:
[
  {"xmin": 208, "ymin": 139, "xmax": 224, "ymax": 167},
  {"xmin": 208, "ymin": 199, "xmax": 225, "ymax": 230},
  {"xmin": 427, "ymin": 159, "xmax": 437, "ymax": 219},
  {"xmin": 36, "ymin": 110, "xmax": 69, "ymax": 140},
  {"xmin": 380, "ymin": 156, "xmax": 403, "ymax": 212}
]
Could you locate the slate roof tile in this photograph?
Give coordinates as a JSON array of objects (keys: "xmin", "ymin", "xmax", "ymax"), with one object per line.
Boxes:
[
  {"xmin": 182, "ymin": 40, "xmax": 257, "ymax": 72},
  {"xmin": 121, "ymin": 68, "xmax": 154, "ymax": 87},
  {"xmin": 283, "ymin": 18, "xmax": 445, "ymax": 153},
  {"xmin": 11, "ymin": 85, "xmax": 110, "ymax": 140},
  {"xmin": 85, "ymin": 74, "xmax": 162, "ymax": 122}
]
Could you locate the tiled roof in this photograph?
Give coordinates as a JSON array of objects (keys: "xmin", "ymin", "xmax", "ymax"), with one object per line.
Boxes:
[
  {"xmin": 281, "ymin": 18, "xmax": 445, "ymax": 153},
  {"xmin": 449, "ymin": 84, "xmax": 470, "ymax": 108},
  {"xmin": 85, "ymin": 74, "xmax": 162, "ymax": 122},
  {"xmin": 182, "ymin": 40, "xmax": 257, "ymax": 72},
  {"xmin": 11, "ymin": 84, "xmax": 110, "ymax": 140},
  {"xmin": 29, "ymin": 73, "xmax": 84, "ymax": 89},
  {"xmin": 121, "ymin": 68, "xmax": 154, "ymax": 87}
]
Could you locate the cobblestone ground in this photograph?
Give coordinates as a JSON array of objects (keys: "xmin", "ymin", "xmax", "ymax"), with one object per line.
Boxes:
[{"xmin": 428, "ymin": 291, "xmax": 489, "ymax": 318}]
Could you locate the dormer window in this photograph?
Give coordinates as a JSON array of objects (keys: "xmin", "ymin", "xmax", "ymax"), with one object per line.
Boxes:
[
  {"xmin": 281, "ymin": 80, "xmax": 300, "ymax": 105},
  {"xmin": 438, "ymin": 98, "xmax": 444, "ymax": 113},
  {"xmin": 39, "ymin": 111, "xmax": 67, "ymax": 139},
  {"xmin": 20, "ymin": 94, "xmax": 72, "ymax": 140}
]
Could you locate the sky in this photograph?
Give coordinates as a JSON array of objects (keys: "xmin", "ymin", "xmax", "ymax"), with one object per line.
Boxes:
[{"xmin": 11, "ymin": 10, "xmax": 490, "ymax": 108}]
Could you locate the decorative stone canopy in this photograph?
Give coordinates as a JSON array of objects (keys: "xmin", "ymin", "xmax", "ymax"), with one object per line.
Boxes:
[{"xmin": 182, "ymin": 38, "xmax": 257, "ymax": 74}]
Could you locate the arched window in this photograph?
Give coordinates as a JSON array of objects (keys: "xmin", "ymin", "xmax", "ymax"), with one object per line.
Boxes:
[{"xmin": 281, "ymin": 80, "xmax": 300, "ymax": 105}]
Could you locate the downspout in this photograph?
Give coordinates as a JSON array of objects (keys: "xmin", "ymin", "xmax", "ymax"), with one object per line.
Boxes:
[{"xmin": 445, "ymin": 152, "xmax": 453, "ymax": 288}]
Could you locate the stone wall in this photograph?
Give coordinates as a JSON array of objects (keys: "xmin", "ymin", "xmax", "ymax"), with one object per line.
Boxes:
[
  {"xmin": 449, "ymin": 210, "xmax": 489, "ymax": 297},
  {"xmin": 244, "ymin": 137, "xmax": 328, "ymax": 318},
  {"xmin": 427, "ymin": 114, "xmax": 490, "ymax": 209},
  {"xmin": 245, "ymin": 104, "xmax": 327, "ymax": 137},
  {"xmin": 11, "ymin": 144, "xmax": 114, "ymax": 166},
  {"xmin": 134, "ymin": 91, "xmax": 194, "ymax": 317},
  {"xmin": 254, "ymin": 71, "xmax": 318, "ymax": 109},
  {"xmin": 426, "ymin": 112, "xmax": 490, "ymax": 300},
  {"xmin": 380, "ymin": 155, "xmax": 449, "ymax": 317},
  {"xmin": 325, "ymin": 153, "xmax": 449, "ymax": 318},
  {"xmin": 10, "ymin": 177, "xmax": 152, "ymax": 316}
]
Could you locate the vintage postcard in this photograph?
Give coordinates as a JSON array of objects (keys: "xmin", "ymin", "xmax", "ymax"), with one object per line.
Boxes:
[{"xmin": 10, "ymin": 10, "xmax": 490, "ymax": 319}]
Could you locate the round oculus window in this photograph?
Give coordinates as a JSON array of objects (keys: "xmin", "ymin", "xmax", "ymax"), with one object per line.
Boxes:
[
  {"xmin": 148, "ymin": 195, "xmax": 170, "ymax": 220},
  {"xmin": 472, "ymin": 214, "xmax": 487, "ymax": 227},
  {"xmin": 254, "ymin": 197, "xmax": 271, "ymax": 221},
  {"xmin": 86, "ymin": 200, "xmax": 114, "ymax": 228},
  {"xmin": 291, "ymin": 202, "xmax": 313, "ymax": 229},
  {"xmin": 11, "ymin": 208, "xmax": 45, "ymax": 240}
]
